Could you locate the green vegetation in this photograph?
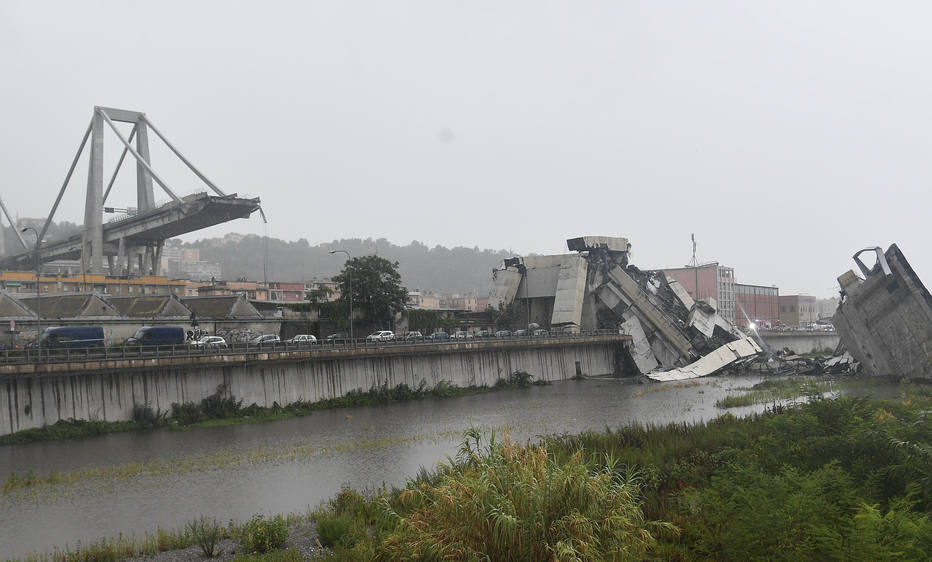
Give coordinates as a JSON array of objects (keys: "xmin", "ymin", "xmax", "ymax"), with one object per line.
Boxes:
[
  {"xmin": 405, "ymin": 308, "xmax": 456, "ymax": 333},
  {"xmin": 715, "ymin": 377, "xmax": 831, "ymax": 408},
  {"xmin": 1, "ymin": 374, "xmax": 540, "ymax": 446},
  {"xmin": 332, "ymin": 255, "xmax": 408, "ymax": 330},
  {"xmin": 308, "ymin": 386, "xmax": 932, "ymax": 560},
  {"xmin": 237, "ymin": 514, "xmax": 289, "ymax": 554},
  {"xmin": 188, "ymin": 516, "xmax": 224, "ymax": 557},
  {"xmin": 18, "ymin": 512, "xmax": 314, "ymax": 562}
]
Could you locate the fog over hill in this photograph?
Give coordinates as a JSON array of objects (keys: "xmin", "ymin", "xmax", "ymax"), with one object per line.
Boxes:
[
  {"xmin": 185, "ymin": 234, "xmax": 518, "ymax": 294},
  {"xmin": 1, "ymin": 221, "xmax": 517, "ymax": 294}
]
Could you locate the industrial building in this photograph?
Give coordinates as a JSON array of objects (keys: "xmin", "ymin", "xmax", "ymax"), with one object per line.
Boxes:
[
  {"xmin": 779, "ymin": 294, "xmax": 819, "ymax": 328},
  {"xmin": 661, "ymin": 264, "xmax": 736, "ymax": 324},
  {"xmin": 735, "ymin": 283, "xmax": 780, "ymax": 328}
]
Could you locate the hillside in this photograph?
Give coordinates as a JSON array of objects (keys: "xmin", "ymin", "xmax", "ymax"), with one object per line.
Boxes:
[{"xmin": 186, "ymin": 235, "xmax": 517, "ymax": 294}]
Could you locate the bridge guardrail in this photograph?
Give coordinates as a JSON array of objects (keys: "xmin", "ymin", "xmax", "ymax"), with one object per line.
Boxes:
[{"xmin": 0, "ymin": 330, "xmax": 624, "ymax": 367}]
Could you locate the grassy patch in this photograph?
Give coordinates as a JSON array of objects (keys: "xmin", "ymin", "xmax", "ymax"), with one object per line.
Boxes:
[{"xmin": 715, "ymin": 377, "xmax": 832, "ymax": 408}]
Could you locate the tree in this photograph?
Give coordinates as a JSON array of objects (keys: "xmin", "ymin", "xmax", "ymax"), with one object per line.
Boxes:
[{"xmin": 333, "ymin": 256, "xmax": 408, "ymax": 330}]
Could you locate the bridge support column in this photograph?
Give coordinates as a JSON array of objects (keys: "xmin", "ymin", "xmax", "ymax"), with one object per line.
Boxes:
[
  {"xmin": 83, "ymin": 111, "xmax": 105, "ymax": 274},
  {"xmin": 135, "ymin": 121, "xmax": 155, "ymax": 212},
  {"xmin": 152, "ymin": 240, "xmax": 164, "ymax": 275}
]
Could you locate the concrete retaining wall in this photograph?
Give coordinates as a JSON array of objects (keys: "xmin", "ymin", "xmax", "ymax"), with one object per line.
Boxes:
[
  {"xmin": 1, "ymin": 340, "xmax": 622, "ymax": 436},
  {"xmin": 759, "ymin": 331, "xmax": 840, "ymax": 354}
]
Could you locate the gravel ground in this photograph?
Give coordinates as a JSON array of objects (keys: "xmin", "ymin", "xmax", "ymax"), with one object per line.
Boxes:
[{"xmin": 128, "ymin": 521, "xmax": 329, "ymax": 561}]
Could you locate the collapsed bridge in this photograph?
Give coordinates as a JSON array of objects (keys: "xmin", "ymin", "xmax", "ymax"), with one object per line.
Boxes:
[{"xmin": 488, "ymin": 236, "xmax": 762, "ymax": 381}]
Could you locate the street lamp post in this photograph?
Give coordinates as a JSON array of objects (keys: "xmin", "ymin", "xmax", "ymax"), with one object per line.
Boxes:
[
  {"xmin": 330, "ymin": 249, "xmax": 354, "ymax": 347},
  {"xmin": 21, "ymin": 227, "xmax": 41, "ymax": 360}
]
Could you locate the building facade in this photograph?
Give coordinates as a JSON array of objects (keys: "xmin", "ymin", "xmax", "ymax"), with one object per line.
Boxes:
[
  {"xmin": 662, "ymin": 263, "xmax": 736, "ymax": 324},
  {"xmin": 779, "ymin": 295, "xmax": 818, "ymax": 328},
  {"xmin": 0, "ymin": 271, "xmax": 186, "ymax": 296},
  {"xmin": 735, "ymin": 283, "xmax": 779, "ymax": 328}
]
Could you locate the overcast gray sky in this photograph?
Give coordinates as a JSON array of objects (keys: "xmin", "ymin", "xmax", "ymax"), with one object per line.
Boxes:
[{"xmin": 2, "ymin": 1, "xmax": 930, "ymax": 297}]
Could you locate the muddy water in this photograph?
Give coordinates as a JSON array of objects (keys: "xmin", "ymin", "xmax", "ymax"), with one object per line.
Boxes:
[{"xmin": 0, "ymin": 375, "xmax": 887, "ymax": 557}]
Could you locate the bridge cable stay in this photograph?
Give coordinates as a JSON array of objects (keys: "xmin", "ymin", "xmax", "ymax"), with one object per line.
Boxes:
[
  {"xmin": 141, "ymin": 115, "xmax": 226, "ymax": 197},
  {"xmin": 102, "ymin": 124, "xmax": 138, "ymax": 205},
  {"xmin": 37, "ymin": 118, "xmax": 94, "ymax": 245},
  {"xmin": 97, "ymin": 108, "xmax": 183, "ymax": 205},
  {"xmin": 0, "ymin": 195, "xmax": 27, "ymax": 250}
]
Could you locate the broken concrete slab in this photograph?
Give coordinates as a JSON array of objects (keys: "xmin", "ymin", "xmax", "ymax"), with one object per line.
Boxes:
[
  {"xmin": 833, "ymin": 244, "xmax": 932, "ymax": 379},
  {"xmin": 647, "ymin": 336, "xmax": 763, "ymax": 382},
  {"xmin": 666, "ymin": 277, "xmax": 696, "ymax": 310},
  {"xmin": 551, "ymin": 255, "xmax": 588, "ymax": 328},
  {"xmin": 619, "ymin": 312, "xmax": 660, "ymax": 374}
]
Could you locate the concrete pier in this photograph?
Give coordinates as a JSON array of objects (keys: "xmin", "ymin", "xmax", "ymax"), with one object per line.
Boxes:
[{"xmin": 1, "ymin": 336, "xmax": 627, "ymax": 436}]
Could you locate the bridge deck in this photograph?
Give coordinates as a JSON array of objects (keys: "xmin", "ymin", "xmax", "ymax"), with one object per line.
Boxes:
[{"xmin": 1, "ymin": 193, "xmax": 260, "ymax": 267}]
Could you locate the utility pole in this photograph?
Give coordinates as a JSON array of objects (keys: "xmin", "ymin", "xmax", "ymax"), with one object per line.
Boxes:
[
  {"xmin": 690, "ymin": 233, "xmax": 699, "ymax": 302},
  {"xmin": 330, "ymin": 249, "xmax": 354, "ymax": 347},
  {"xmin": 21, "ymin": 227, "xmax": 42, "ymax": 360}
]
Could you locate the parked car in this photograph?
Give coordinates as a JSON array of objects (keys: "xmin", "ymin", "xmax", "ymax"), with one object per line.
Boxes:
[
  {"xmin": 453, "ymin": 331, "xmax": 472, "ymax": 339},
  {"xmin": 36, "ymin": 326, "xmax": 105, "ymax": 349},
  {"xmin": 475, "ymin": 329, "xmax": 493, "ymax": 338},
  {"xmin": 513, "ymin": 329, "xmax": 528, "ymax": 336},
  {"xmin": 494, "ymin": 330, "xmax": 511, "ymax": 338},
  {"xmin": 325, "ymin": 333, "xmax": 349, "ymax": 341},
  {"xmin": 250, "ymin": 334, "xmax": 281, "ymax": 346},
  {"xmin": 366, "ymin": 330, "xmax": 395, "ymax": 342},
  {"xmin": 404, "ymin": 331, "xmax": 424, "ymax": 341},
  {"xmin": 124, "ymin": 326, "xmax": 185, "ymax": 347},
  {"xmin": 430, "ymin": 331, "xmax": 450, "ymax": 340},
  {"xmin": 286, "ymin": 334, "xmax": 317, "ymax": 345},
  {"xmin": 191, "ymin": 335, "xmax": 227, "ymax": 349},
  {"xmin": 532, "ymin": 329, "xmax": 549, "ymax": 337}
]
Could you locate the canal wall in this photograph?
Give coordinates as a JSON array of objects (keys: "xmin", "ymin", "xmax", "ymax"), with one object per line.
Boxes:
[
  {"xmin": 1, "ymin": 337, "xmax": 625, "ymax": 435},
  {"xmin": 759, "ymin": 331, "xmax": 840, "ymax": 354}
]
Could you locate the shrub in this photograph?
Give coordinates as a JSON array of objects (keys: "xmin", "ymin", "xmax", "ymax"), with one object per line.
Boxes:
[
  {"xmin": 313, "ymin": 488, "xmax": 378, "ymax": 549},
  {"xmin": 376, "ymin": 429, "xmax": 675, "ymax": 559},
  {"xmin": 187, "ymin": 516, "xmax": 224, "ymax": 557},
  {"xmin": 201, "ymin": 385, "xmax": 243, "ymax": 419},
  {"xmin": 170, "ymin": 402, "xmax": 203, "ymax": 425},
  {"xmin": 132, "ymin": 404, "xmax": 166, "ymax": 428},
  {"xmin": 239, "ymin": 514, "xmax": 288, "ymax": 554}
]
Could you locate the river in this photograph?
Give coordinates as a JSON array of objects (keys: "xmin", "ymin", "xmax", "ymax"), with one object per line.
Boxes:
[{"xmin": 0, "ymin": 374, "xmax": 882, "ymax": 557}]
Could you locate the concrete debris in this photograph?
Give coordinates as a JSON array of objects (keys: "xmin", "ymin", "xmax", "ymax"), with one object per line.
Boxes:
[
  {"xmin": 833, "ymin": 244, "xmax": 932, "ymax": 379},
  {"xmin": 647, "ymin": 336, "xmax": 763, "ymax": 382},
  {"xmin": 620, "ymin": 312, "xmax": 660, "ymax": 374},
  {"xmin": 489, "ymin": 235, "xmax": 764, "ymax": 381}
]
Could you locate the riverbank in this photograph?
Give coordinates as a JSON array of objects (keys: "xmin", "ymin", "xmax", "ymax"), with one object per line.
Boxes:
[
  {"xmin": 307, "ymin": 382, "xmax": 932, "ymax": 560},
  {"xmin": 0, "ymin": 370, "xmax": 543, "ymax": 446},
  {"xmin": 13, "ymin": 378, "xmax": 930, "ymax": 560}
]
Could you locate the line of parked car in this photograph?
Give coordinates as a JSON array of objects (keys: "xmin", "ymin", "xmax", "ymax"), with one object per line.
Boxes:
[{"xmin": 3, "ymin": 325, "xmax": 563, "ymax": 353}]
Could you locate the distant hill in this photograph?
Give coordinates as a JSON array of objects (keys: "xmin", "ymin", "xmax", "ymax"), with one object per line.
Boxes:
[
  {"xmin": 185, "ymin": 235, "xmax": 518, "ymax": 294},
  {"xmin": 0, "ymin": 221, "xmax": 520, "ymax": 294}
]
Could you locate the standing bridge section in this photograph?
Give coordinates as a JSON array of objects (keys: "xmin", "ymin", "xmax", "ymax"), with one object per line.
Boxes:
[{"xmin": 0, "ymin": 106, "xmax": 261, "ymax": 275}]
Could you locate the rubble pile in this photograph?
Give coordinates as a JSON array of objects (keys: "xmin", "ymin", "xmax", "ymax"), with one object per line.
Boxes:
[{"xmin": 489, "ymin": 236, "xmax": 763, "ymax": 382}]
